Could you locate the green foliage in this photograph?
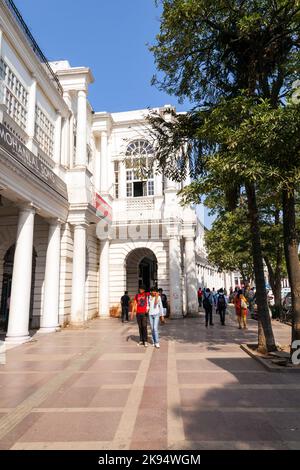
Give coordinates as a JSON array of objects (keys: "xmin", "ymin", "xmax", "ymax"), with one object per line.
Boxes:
[
  {"xmin": 205, "ymin": 207, "xmax": 253, "ymax": 276},
  {"xmin": 151, "ymin": 0, "xmax": 300, "ymax": 105}
]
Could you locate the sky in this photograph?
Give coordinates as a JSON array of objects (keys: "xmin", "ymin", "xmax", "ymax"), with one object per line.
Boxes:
[
  {"xmin": 14, "ymin": 0, "xmax": 186, "ymax": 113},
  {"xmin": 13, "ymin": 0, "xmax": 213, "ymax": 227}
]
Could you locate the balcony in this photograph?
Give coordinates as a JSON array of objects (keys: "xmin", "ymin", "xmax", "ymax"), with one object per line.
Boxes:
[{"xmin": 113, "ymin": 197, "xmax": 161, "ymax": 222}]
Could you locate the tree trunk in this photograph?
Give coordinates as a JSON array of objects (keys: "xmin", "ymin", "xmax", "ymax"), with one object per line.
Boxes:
[
  {"xmin": 246, "ymin": 183, "xmax": 277, "ymax": 352},
  {"xmin": 264, "ymin": 256, "xmax": 282, "ymax": 312},
  {"xmin": 282, "ymin": 189, "xmax": 300, "ymax": 357}
]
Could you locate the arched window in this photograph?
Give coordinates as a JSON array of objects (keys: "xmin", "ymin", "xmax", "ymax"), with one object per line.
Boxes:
[
  {"xmin": 125, "ymin": 140, "xmax": 155, "ymax": 198},
  {"xmin": 126, "ymin": 139, "xmax": 154, "ymax": 158}
]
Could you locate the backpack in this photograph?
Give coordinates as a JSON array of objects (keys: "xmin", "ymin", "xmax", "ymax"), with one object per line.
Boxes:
[
  {"xmin": 217, "ymin": 294, "xmax": 226, "ymax": 309},
  {"xmin": 203, "ymin": 296, "xmax": 211, "ymax": 309}
]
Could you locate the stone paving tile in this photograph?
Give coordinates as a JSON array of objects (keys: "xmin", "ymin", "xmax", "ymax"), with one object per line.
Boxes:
[
  {"xmin": 179, "ymin": 388, "xmax": 300, "ymax": 409},
  {"xmin": 39, "ymin": 386, "xmax": 99, "ymax": 408},
  {"xmin": 74, "ymin": 371, "xmax": 137, "ymax": 387},
  {"xmin": 89, "ymin": 389, "xmax": 130, "ymax": 408},
  {"xmin": 17, "ymin": 411, "xmax": 121, "ymax": 443},
  {"xmin": 263, "ymin": 412, "xmax": 300, "ymax": 441}
]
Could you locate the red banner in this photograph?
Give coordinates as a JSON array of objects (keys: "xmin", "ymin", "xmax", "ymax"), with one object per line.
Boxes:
[{"xmin": 93, "ymin": 193, "xmax": 112, "ymax": 222}]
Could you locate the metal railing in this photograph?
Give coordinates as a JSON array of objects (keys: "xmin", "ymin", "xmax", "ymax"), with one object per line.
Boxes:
[{"xmin": 2, "ymin": 0, "xmax": 63, "ymax": 95}]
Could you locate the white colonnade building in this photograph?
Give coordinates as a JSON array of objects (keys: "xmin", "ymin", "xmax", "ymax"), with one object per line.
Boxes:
[{"xmin": 0, "ymin": 0, "xmax": 233, "ymax": 343}]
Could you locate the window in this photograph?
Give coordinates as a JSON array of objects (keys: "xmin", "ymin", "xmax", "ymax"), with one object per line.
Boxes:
[
  {"xmin": 0, "ymin": 59, "xmax": 28, "ymax": 130},
  {"xmin": 125, "ymin": 139, "xmax": 155, "ymax": 198},
  {"xmin": 114, "ymin": 161, "xmax": 119, "ymax": 199},
  {"xmin": 35, "ymin": 106, "xmax": 54, "ymax": 158}
]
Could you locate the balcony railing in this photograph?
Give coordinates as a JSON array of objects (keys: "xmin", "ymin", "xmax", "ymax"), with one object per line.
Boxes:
[{"xmin": 2, "ymin": 0, "xmax": 63, "ymax": 95}]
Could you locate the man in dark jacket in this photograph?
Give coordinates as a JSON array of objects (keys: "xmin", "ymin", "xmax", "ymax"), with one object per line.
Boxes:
[{"xmin": 120, "ymin": 291, "xmax": 130, "ymax": 323}]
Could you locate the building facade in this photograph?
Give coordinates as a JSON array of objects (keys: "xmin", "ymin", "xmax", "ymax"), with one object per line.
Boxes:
[{"xmin": 0, "ymin": 0, "xmax": 233, "ymax": 344}]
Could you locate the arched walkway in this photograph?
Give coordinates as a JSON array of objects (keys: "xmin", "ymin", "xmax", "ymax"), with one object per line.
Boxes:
[{"xmin": 126, "ymin": 247, "xmax": 158, "ymax": 297}]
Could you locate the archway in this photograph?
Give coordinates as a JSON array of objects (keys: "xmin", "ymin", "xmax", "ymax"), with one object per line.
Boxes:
[
  {"xmin": 126, "ymin": 248, "xmax": 158, "ymax": 298},
  {"xmin": 0, "ymin": 244, "xmax": 37, "ymax": 331}
]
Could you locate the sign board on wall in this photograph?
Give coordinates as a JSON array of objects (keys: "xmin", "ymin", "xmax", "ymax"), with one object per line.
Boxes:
[{"xmin": 0, "ymin": 122, "xmax": 68, "ymax": 200}]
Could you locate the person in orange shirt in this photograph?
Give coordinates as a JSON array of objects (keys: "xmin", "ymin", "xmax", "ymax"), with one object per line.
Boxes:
[{"xmin": 234, "ymin": 289, "xmax": 248, "ymax": 329}]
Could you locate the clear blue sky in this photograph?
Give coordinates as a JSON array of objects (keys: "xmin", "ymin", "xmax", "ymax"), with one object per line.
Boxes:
[{"xmin": 14, "ymin": 0, "xmax": 187, "ymax": 113}]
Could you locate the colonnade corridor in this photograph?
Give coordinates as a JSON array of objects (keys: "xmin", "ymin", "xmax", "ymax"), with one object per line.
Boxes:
[{"xmin": 0, "ymin": 311, "xmax": 297, "ymax": 450}]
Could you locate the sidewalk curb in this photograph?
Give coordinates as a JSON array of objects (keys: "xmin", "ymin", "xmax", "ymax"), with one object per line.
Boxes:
[{"xmin": 241, "ymin": 343, "xmax": 300, "ymax": 373}]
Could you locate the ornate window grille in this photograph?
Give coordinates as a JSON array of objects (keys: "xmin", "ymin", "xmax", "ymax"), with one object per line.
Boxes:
[{"xmin": 0, "ymin": 58, "xmax": 28, "ymax": 130}]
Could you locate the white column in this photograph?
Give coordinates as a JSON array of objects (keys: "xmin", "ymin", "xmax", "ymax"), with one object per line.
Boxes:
[
  {"xmin": 99, "ymin": 239, "xmax": 110, "ymax": 317},
  {"xmin": 100, "ymin": 131, "xmax": 108, "ymax": 193},
  {"xmin": 54, "ymin": 113, "xmax": 62, "ymax": 166},
  {"xmin": 39, "ymin": 220, "xmax": 61, "ymax": 333},
  {"xmin": 71, "ymin": 224, "xmax": 87, "ymax": 325},
  {"xmin": 185, "ymin": 237, "xmax": 198, "ymax": 315},
  {"xmin": 61, "ymin": 117, "xmax": 70, "ymax": 167},
  {"xmin": 27, "ymin": 77, "xmax": 37, "ymax": 154},
  {"xmin": 6, "ymin": 205, "xmax": 35, "ymax": 344},
  {"xmin": 69, "ymin": 114, "xmax": 74, "ymax": 169},
  {"xmin": 168, "ymin": 236, "xmax": 183, "ymax": 318},
  {"xmin": 75, "ymin": 90, "xmax": 87, "ymax": 167},
  {"xmin": 94, "ymin": 135, "xmax": 101, "ymax": 191}
]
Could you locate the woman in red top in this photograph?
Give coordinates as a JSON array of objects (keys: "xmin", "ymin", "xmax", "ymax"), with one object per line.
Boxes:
[{"xmin": 131, "ymin": 285, "xmax": 150, "ymax": 347}]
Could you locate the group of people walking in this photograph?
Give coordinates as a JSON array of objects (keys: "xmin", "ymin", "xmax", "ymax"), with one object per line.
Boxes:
[
  {"xmin": 199, "ymin": 287, "xmax": 228, "ymax": 327},
  {"xmin": 122, "ymin": 283, "xmax": 255, "ymax": 348},
  {"xmin": 198, "ymin": 285, "xmax": 256, "ymax": 329},
  {"xmin": 120, "ymin": 286, "xmax": 168, "ymax": 348}
]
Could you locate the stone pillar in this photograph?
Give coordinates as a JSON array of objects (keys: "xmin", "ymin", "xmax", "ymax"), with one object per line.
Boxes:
[
  {"xmin": 54, "ymin": 113, "xmax": 62, "ymax": 166},
  {"xmin": 100, "ymin": 131, "xmax": 108, "ymax": 193},
  {"xmin": 27, "ymin": 77, "xmax": 37, "ymax": 154},
  {"xmin": 184, "ymin": 237, "xmax": 198, "ymax": 315},
  {"xmin": 94, "ymin": 135, "xmax": 101, "ymax": 192},
  {"xmin": 69, "ymin": 114, "xmax": 74, "ymax": 168},
  {"xmin": 6, "ymin": 205, "xmax": 35, "ymax": 344},
  {"xmin": 75, "ymin": 90, "xmax": 87, "ymax": 167},
  {"xmin": 61, "ymin": 117, "xmax": 70, "ymax": 167},
  {"xmin": 71, "ymin": 224, "xmax": 87, "ymax": 325},
  {"xmin": 168, "ymin": 236, "xmax": 183, "ymax": 318},
  {"xmin": 99, "ymin": 238, "xmax": 110, "ymax": 317},
  {"xmin": 39, "ymin": 219, "xmax": 61, "ymax": 333}
]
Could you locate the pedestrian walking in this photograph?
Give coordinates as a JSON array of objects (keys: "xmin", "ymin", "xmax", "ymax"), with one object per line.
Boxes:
[
  {"xmin": 120, "ymin": 291, "xmax": 130, "ymax": 323},
  {"xmin": 158, "ymin": 288, "xmax": 167, "ymax": 323},
  {"xmin": 217, "ymin": 288, "xmax": 227, "ymax": 326},
  {"xmin": 247, "ymin": 287, "xmax": 256, "ymax": 318},
  {"xmin": 131, "ymin": 285, "xmax": 149, "ymax": 346},
  {"xmin": 211, "ymin": 288, "xmax": 217, "ymax": 315},
  {"xmin": 148, "ymin": 287, "xmax": 164, "ymax": 348},
  {"xmin": 197, "ymin": 287, "xmax": 203, "ymax": 309},
  {"xmin": 203, "ymin": 288, "xmax": 214, "ymax": 327},
  {"xmin": 234, "ymin": 289, "xmax": 248, "ymax": 329}
]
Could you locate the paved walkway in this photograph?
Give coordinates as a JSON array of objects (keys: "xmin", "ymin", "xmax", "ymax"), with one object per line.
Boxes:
[{"xmin": 0, "ymin": 310, "xmax": 299, "ymax": 450}]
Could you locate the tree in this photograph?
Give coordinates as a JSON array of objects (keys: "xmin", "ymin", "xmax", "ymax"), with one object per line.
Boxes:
[
  {"xmin": 150, "ymin": 0, "xmax": 300, "ymax": 352},
  {"xmin": 204, "ymin": 208, "xmax": 254, "ymax": 282}
]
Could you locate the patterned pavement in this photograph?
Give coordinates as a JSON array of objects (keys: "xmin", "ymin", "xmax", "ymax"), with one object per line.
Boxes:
[{"xmin": 0, "ymin": 310, "xmax": 299, "ymax": 450}]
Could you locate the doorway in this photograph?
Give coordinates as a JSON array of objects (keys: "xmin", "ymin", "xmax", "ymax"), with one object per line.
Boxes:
[{"xmin": 126, "ymin": 248, "xmax": 158, "ymax": 298}]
